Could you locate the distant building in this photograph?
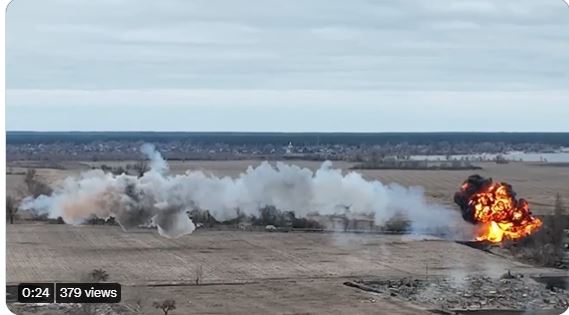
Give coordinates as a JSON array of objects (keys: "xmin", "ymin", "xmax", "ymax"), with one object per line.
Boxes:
[{"xmin": 286, "ymin": 142, "xmax": 293, "ymax": 154}]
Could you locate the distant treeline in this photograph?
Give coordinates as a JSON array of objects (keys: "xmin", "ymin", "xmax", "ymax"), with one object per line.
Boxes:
[
  {"xmin": 7, "ymin": 131, "xmax": 569, "ymax": 146},
  {"xmin": 352, "ymin": 159, "xmax": 483, "ymax": 171}
]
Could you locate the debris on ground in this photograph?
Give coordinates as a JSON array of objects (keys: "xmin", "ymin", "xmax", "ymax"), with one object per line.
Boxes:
[
  {"xmin": 348, "ymin": 273, "xmax": 569, "ymax": 312},
  {"xmin": 8, "ymin": 302, "xmax": 135, "ymax": 315}
]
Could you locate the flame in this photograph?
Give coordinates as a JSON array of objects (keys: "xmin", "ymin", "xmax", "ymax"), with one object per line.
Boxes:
[{"xmin": 456, "ymin": 177, "xmax": 542, "ymax": 243}]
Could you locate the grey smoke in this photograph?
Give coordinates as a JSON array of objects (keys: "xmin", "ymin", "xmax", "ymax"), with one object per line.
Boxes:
[
  {"xmin": 20, "ymin": 144, "xmax": 466, "ymax": 238},
  {"xmin": 140, "ymin": 143, "xmax": 168, "ymax": 174}
]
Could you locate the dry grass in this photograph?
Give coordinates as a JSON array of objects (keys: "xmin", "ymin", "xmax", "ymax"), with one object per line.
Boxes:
[
  {"xmin": 7, "ymin": 224, "xmax": 559, "ymax": 285},
  {"xmin": 7, "ymin": 224, "xmax": 566, "ymax": 314}
]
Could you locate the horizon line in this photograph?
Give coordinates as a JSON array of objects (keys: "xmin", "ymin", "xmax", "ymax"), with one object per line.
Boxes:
[{"xmin": 6, "ymin": 130, "xmax": 569, "ymax": 134}]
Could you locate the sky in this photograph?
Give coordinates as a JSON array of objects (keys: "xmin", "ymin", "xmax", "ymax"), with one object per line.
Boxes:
[{"xmin": 6, "ymin": 0, "xmax": 569, "ymax": 132}]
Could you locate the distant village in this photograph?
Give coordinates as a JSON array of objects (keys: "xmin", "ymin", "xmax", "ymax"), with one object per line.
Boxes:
[{"xmin": 6, "ymin": 140, "xmax": 562, "ymax": 163}]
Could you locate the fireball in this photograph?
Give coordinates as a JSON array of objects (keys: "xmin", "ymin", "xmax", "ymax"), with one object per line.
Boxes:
[{"xmin": 454, "ymin": 175, "xmax": 542, "ymax": 243}]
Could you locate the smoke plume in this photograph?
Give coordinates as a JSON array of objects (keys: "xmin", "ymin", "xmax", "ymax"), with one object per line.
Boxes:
[{"xmin": 20, "ymin": 144, "xmax": 465, "ymax": 238}]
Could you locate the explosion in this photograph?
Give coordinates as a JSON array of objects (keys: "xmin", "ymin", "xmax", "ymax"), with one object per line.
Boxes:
[{"xmin": 454, "ymin": 175, "xmax": 542, "ymax": 243}]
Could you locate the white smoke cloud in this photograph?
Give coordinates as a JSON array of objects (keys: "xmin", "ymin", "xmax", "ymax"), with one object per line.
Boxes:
[
  {"xmin": 140, "ymin": 143, "xmax": 168, "ymax": 174},
  {"xmin": 20, "ymin": 144, "xmax": 465, "ymax": 238}
]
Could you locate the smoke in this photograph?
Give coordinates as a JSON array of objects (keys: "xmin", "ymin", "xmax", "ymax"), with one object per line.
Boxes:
[
  {"xmin": 140, "ymin": 143, "xmax": 168, "ymax": 174},
  {"xmin": 20, "ymin": 144, "xmax": 465, "ymax": 238}
]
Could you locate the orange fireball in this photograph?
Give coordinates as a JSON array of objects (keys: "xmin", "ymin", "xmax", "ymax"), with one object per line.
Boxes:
[{"xmin": 455, "ymin": 175, "xmax": 542, "ymax": 243}]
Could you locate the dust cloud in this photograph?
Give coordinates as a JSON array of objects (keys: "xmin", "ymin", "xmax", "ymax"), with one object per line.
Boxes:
[{"xmin": 21, "ymin": 144, "xmax": 466, "ymax": 238}]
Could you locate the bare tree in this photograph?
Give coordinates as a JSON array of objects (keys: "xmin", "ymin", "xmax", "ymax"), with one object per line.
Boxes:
[
  {"xmin": 551, "ymin": 194, "xmax": 567, "ymax": 254},
  {"xmin": 153, "ymin": 299, "xmax": 176, "ymax": 315},
  {"xmin": 132, "ymin": 161, "xmax": 149, "ymax": 178},
  {"xmin": 195, "ymin": 265, "xmax": 203, "ymax": 285},
  {"xmin": 553, "ymin": 193, "xmax": 566, "ymax": 227},
  {"xmin": 24, "ymin": 168, "xmax": 53, "ymax": 197},
  {"xmin": 514, "ymin": 194, "xmax": 567, "ymax": 267},
  {"xmin": 88, "ymin": 268, "xmax": 109, "ymax": 282},
  {"xmin": 125, "ymin": 297, "xmax": 145, "ymax": 315},
  {"xmin": 6, "ymin": 196, "xmax": 17, "ymax": 224}
]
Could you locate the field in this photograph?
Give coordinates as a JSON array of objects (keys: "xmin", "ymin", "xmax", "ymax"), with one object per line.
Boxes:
[
  {"xmin": 7, "ymin": 159, "xmax": 569, "ymax": 214},
  {"xmin": 6, "ymin": 224, "xmax": 563, "ymax": 314},
  {"xmin": 6, "ymin": 159, "xmax": 569, "ymax": 314}
]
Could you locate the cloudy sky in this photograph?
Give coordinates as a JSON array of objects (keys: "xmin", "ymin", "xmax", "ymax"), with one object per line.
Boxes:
[{"xmin": 6, "ymin": 0, "xmax": 569, "ymax": 131}]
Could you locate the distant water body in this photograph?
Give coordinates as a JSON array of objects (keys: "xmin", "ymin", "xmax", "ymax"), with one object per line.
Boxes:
[{"xmin": 412, "ymin": 148, "xmax": 569, "ymax": 163}]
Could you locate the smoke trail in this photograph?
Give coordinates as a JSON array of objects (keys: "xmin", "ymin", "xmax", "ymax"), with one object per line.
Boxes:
[
  {"xmin": 20, "ymin": 144, "xmax": 465, "ymax": 238},
  {"xmin": 140, "ymin": 143, "xmax": 168, "ymax": 174}
]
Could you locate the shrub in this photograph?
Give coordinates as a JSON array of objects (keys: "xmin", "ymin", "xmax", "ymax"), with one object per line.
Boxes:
[
  {"xmin": 510, "ymin": 194, "xmax": 567, "ymax": 268},
  {"xmin": 291, "ymin": 217, "xmax": 323, "ymax": 229},
  {"xmin": 153, "ymin": 299, "xmax": 176, "ymax": 315},
  {"xmin": 6, "ymin": 196, "xmax": 17, "ymax": 224},
  {"xmin": 189, "ymin": 209, "xmax": 218, "ymax": 227},
  {"xmin": 24, "ymin": 169, "xmax": 53, "ymax": 197},
  {"xmin": 195, "ymin": 265, "xmax": 203, "ymax": 285},
  {"xmin": 383, "ymin": 213, "xmax": 411, "ymax": 233},
  {"xmin": 88, "ymin": 268, "xmax": 109, "ymax": 282}
]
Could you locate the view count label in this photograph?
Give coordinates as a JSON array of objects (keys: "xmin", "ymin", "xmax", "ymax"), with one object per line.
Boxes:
[{"xmin": 56, "ymin": 283, "xmax": 121, "ymax": 303}]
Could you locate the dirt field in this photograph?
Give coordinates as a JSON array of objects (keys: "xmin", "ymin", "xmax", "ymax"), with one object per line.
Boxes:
[
  {"xmin": 6, "ymin": 159, "xmax": 569, "ymax": 313},
  {"xmin": 9, "ymin": 225, "xmax": 558, "ymax": 285},
  {"xmin": 7, "ymin": 159, "xmax": 569, "ymax": 214},
  {"xmin": 7, "ymin": 224, "xmax": 566, "ymax": 314}
]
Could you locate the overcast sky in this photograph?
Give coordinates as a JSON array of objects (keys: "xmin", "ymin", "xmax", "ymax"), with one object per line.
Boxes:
[{"xmin": 6, "ymin": 0, "xmax": 569, "ymax": 132}]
